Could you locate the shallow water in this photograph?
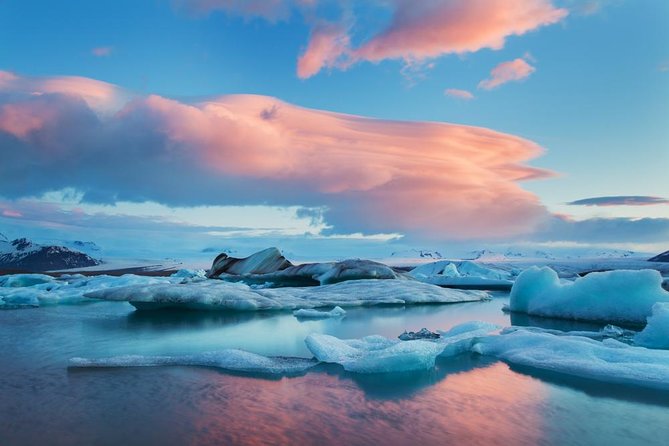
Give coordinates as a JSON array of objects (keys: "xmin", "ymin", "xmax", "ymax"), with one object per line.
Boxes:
[{"xmin": 1, "ymin": 295, "xmax": 668, "ymax": 446}]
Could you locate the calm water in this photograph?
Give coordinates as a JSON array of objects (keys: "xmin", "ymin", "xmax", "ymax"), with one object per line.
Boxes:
[{"xmin": 1, "ymin": 295, "xmax": 668, "ymax": 446}]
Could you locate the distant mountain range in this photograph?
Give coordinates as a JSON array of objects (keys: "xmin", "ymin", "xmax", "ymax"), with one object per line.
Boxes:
[
  {"xmin": 649, "ymin": 250, "xmax": 669, "ymax": 263},
  {"xmin": 0, "ymin": 234, "xmax": 101, "ymax": 271},
  {"xmin": 390, "ymin": 249, "xmax": 443, "ymax": 259}
]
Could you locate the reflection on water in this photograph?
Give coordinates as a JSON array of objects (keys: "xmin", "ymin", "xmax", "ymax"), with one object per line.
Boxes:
[{"xmin": 1, "ymin": 296, "xmax": 669, "ymax": 445}]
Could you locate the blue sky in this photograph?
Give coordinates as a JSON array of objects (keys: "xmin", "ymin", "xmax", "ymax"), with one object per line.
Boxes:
[{"xmin": 0, "ymin": 0, "xmax": 668, "ymax": 260}]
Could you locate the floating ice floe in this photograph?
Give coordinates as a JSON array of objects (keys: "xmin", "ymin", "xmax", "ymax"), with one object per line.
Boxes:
[
  {"xmin": 501, "ymin": 325, "xmax": 634, "ymax": 341},
  {"xmin": 472, "ymin": 330, "xmax": 669, "ymax": 390},
  {"xmin": 304, "ymin": 321, "xmax": 499, "ymax": 373},
  {"xmin": 410, "ymin": 260, "xmax": 514, "ymax": 289},
  {"xmin": 0, "ymin": 273, "xmax": 186, "ymax": 308},
  {"xmin": 506, "ymin": 267, "xmax": 669, "ymax": 324},
  {"xmin": 86, "ymin": 279, "xmax": 488, "ymax": 311},
  {"xmin": 69, "ymin": 349, "xmax": 318, "ymax": 375},
  {"xmin": 635, "ymin": 303, "xmax": 669, "ymax": 349},
  {"xmin": 293, "ymin": 306, "xmax": 346, "ymax": 318}
]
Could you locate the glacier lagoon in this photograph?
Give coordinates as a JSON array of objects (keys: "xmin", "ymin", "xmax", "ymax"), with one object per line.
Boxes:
[{"xmin": 1, "ymin": 294, "xmax": 669, "ymax": 446}]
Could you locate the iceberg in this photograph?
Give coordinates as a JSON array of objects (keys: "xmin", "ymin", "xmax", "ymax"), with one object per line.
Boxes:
[
  {"xmin": 293, "ymin": 306, "xmax": 346, "ymax": 318},
  {"xmin": 410, "ymin": 260, "xmax": 513, "ymax": 289},
  {"xmin": 506, "ymin": 267, "xmax": 669, "ymax": 324},
  {"xmin": 305, "ymin": 333, "xmax": 443, "ymax": 373},
  {"xmin": 86, "ymin": 279, "xmax": 488, "ymax": 311},
  {"xmin": 304, "ymin": 321, "xmax": 498, "ymax": 373},
  {"xmin": 635, "ymin": 303, "xmax": 669, "ymax": 349},
  {"xmin": 472, "ymin": 330, "xmax": 669, "ymax": 390},
  {"xmin": 69, "ymin": 349, "xmax": 318, "ymax": 375},
  {"xmin": 207, "ymin": 247, "xmax": 294, "ymax": 278}
]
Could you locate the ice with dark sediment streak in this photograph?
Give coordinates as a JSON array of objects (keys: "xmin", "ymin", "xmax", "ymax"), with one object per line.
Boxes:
[
  {"xmin": 506, "ymin": 266, "xmax": 669, "ymax": 324},
  {"xmin": 472, "ymin": 330, "xmax": 669, "ymax": 390},
  {"xmin": 69, "ymin": 349, "xmax": 318, "ymax": 375},
  {"xmin": 85, "ymin": 279, "xmax": 489, "ymax": 311}
]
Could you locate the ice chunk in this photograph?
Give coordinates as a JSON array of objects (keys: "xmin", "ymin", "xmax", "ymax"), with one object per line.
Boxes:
[
  {"xmin": 305, "ymin": 333, "xmax": 443, "ymax": 373},
  {"xmin": 409, "ymin": 261, "xmax": 460, "ymax": 279},
  {"xmin": 293, "ymin": 306, "xmax": 346, "ymax": 318},
  {"xmin": 635, "ymin": 303, "xmax": 669, "ymax": 349},
  {"xmin": 0, "ymin": 273, "xmax": 55, "ymax": 288},
  {"xmin": 170, "ymin": 269, "xmax": 207, "ymax": 279},
  {"xmin": 69, "ymin": 350, "xmax": 317, "ymax": 375},
  {"xmin": 507, "ymin": 267, "xmax": 669, "ymax": 324},
  {"xmin": 472, "ymin": 330, "xmax": 669, "ymax": 390},
  {"xmin": 501, "ymin": 325, "xmax": 634, "ymax": 341},
  {"xmin": 86, "ymin": 279, "xmax": 488, "ymax": 311},
  {"xmin": 207, "ymin": 247, "xmax": 293, "ymax": 278},
  {"xmin": 436, "ymin": 321, "xmax": 500, "ymax": 357}
]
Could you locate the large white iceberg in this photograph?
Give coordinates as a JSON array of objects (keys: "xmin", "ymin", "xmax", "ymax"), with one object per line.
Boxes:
[
  {"xmin": 506, "ymin": 267, "xmax": 669, "ymax": 324},
  {"xmin": 635, "ymin": 303, "xmax": 669, "ymax": 349},
  {"xmin": 85, "ymin": 279, "xmax": 488, "ymax": 311},
  {"xmin": 472, "ymin": 330, "xmax": 669, "ymax": 390},
  {"xmin": 69, "ymin": 349, "xmax": 317, "ymax": 375},
  {"xmin": 410, "ymin": 260, "xmax": 514, "ymax": 289}
]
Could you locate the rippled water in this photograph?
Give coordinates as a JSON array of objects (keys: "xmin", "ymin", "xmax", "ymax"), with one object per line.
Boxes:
[{"xmin": 1, "ymin": 295, "xmax": 668, "ymax": 446}]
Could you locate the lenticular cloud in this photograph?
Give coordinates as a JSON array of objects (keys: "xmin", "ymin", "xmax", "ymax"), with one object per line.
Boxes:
[{"xmin": 0, "ymin": 71, "xmax": 552, "ymax": 239}]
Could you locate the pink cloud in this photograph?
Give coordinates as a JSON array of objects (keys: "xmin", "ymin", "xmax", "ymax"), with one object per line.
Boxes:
[
  {"xmin": 302, "ymin": 0, "xmax": 567, "ymax": 77},
  {"xmin": 91, "ymin": 46, "xmax": 113, "ymax": 57},
  {"xmin": 444, "ymin": 89, "xmax": 474, "ymax": 100},
  {"xmin": 297, "ymin": 23, "xmax": 350, "ymax": 79},
  {"xmin": 0, "ymin": 72, "xmax": 555, "ymax": 240},
  {"xmin": 478, "ymin": 58, "xmax": 536, "ymax": 90},
  {"xmin": 1, "ymin": 209, "xmax": 22, "ymax": 218}
]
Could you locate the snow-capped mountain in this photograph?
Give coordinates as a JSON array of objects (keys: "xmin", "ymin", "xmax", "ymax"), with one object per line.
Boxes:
[
  {"xmin": 649, "ymin": 250, "xmax": 669, "ymax": 263},
  {"xmin": 0, "ymin": 237, "xmax": 101, "ymax": 271},
  {"xmin": 390, "ymin": 249, "xmax": 443, "ymax": 259}
]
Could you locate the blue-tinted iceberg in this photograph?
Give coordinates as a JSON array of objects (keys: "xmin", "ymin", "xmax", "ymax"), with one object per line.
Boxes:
[
  {"xmin": 472, "ymin": 330, "xmax": 669, "ymax": 390},
  {"xmin": 69, "ymin": 349, "xmax": 317, "ymax": 375},
  {"xmin": 86, "ymin": 279, "xmax": 488, "ymax": 311},
  {"xmin": 635, "ymin": 303, "xmax": 669, "ymax": 349},
  {"xmin": 507, "ymin": 267, "xmax": 669, "ymax": 324},
  {"xmin": 304, "ymin": 321, "xmax": 498, "ymax": 373},
  {"xmin": 293, "ymin": 306, "xmax": 346, "ymax": 318}
]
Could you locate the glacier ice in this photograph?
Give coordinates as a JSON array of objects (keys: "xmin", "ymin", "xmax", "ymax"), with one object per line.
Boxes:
[
  {"xmin": 635, "ymin": 303, "xmax": 669, "ymax": 349},
  {"xmin": 85, "ymin": 279, "xmax": 488, "ymax": 311},
  {"xmin": 472, "ymin": 330, "xmax": 669, "ymax": 390},
  {"xmin": 410, "ymin": 260, "xmax": 513, "ymax": 288},
  {"xmin": 69, "ymin": 349, "xmax": 318, "ymax": 375},
  {"xmin": 506, "ymin": 266, "xmax": 669, "ymax": 324},
  {"xmin": 208, "ymin": 247, "xmax": 293, "ymax": 277},
  {"xmin": 293, "ymin": 306, "xmax": 346, "ymax": 318}
]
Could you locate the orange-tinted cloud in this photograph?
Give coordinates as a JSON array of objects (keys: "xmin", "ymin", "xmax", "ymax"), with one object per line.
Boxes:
[
  {"xmin": 0, "ymin": 71, "xmax": 554, "ymax": 240},
  {"xmin": 445, "ymin": 89, "xmax": 474, "ymax": 100},
  {"xmin": 478, "ymin": 58, "xmax": 536, "ymax": 90}
]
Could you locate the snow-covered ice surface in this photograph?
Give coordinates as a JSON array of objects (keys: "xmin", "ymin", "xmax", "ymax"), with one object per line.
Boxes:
[
  {"xmin": 69, "ymin": 350, "xmax": 318, "ymax": 375},
  {"xmin": 507, "ymin": 266, "xmax": 669, "ymax": 324},
  {"xmin": 473, "ymin": 330, "xmax": 669, "ymax": 390},
  {"xmin": 635, "ymin": 303, "xmax": 669, "ymax": 349},
  {"xmin": 86, "ymin": 278, "xmax": 489, "ymax": 311},
  {"xmin": 293, "ymin": 306, "xmax": 346, "ymax": 318}
]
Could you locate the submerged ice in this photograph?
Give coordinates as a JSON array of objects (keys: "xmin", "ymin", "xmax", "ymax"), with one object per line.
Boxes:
[{"xmin": 293, "ymin": 306, "xmax": 346, "ymax": 318}]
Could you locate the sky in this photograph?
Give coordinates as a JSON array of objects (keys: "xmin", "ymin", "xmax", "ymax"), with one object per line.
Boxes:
[{"xmin": 0, "ymin": 0, "xmax": 668, "ymax": 262}]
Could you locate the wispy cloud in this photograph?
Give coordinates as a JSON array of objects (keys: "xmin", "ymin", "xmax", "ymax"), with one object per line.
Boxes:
[
  {"xmin": 0, "ymin": 71, "xmax": 554, "ymax": 240},
  {"xmin": 478, "ymin": 57, "xmax": 536, "ymax": 90},
  {"xmin": 91, "ymin": 46, "xmax": 113, "ymax": 57},
  {"xmin": 567, "ymin": 196, "xmax": 669, "ymax": 207},
  {"xmin": 444, "ymin": 88, "xmax": 474, "ymax": 100}
]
